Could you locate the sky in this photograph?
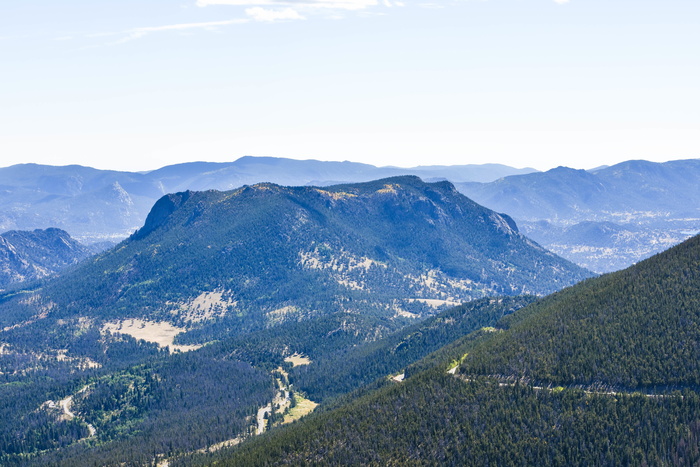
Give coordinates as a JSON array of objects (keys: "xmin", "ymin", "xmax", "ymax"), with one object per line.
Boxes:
[{"xmin": 1, "ymin": 0, "xmax": 699, "ymax": 172}]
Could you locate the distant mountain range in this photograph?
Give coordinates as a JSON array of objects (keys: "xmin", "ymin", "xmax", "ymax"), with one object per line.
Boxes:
[
  {"xmin": 3, "ymin": 156, "xmax": 699, "ymax": 273},
  {"xmin": 0, "ymin": 157, "xmax": 535, "ymax": 243},
  {"xmin": 4, "ymin": 154, "xmax": 700, "ymax": 464},
  {"xmin": 458, "ymin": 159, "xmax": 700, "ymax": 272},
  {"xmin": 0, "ymin": 228, "xmax": 99, "ymax": 288}
]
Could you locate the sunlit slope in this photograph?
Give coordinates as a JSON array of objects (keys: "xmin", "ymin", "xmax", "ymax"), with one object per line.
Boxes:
[
  {"xmin": 214, "ymin": 234, "xmax": 700, "ymax": 466},
  {"xmin": 460, "ymin": 233, "xmax": 700, "ymax": 388},
  {"xmin": 2, "ymin": 176, "xmax": 589, "ymax": 336}
]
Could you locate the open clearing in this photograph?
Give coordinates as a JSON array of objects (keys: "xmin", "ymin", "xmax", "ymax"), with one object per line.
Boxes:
[
  {"xmin": 284, "ymin": 353, "xmax": 312, "ymax": 366},
  {"xmin": 409, "ymin": 298, "xmax": 462, "ymax": 308},
  {"xmin": 102, "ymin": 319, "xmax": 201, "ymax": 353},
  {"xmin": 283, "ymin": 395, "xmax": 318, "ymax": 424}
]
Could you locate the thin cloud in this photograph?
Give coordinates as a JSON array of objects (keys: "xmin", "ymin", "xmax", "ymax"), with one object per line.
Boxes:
[
  {"xmin": 113, "ymin": 18, "xmax": 249, "ymax": 44},
  {"xmin": 553, "ymin": 0, "xmax": 570, "ymax": 3},
  {"xmin": 131, "ymin": 18, "xmax": 249, "ymax": 35},
  {"xmin": 197, "ymin": 0, "xmax": 378, "ymax": 11},
  {"xmin": 246, "ymin": 7, "xmax": 305, "ymax": 21}
]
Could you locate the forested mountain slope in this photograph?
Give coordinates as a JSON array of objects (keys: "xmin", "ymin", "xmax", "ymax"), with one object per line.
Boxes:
[
  {"xmin": 14, "ymin": 296, "xmax": 536, "ymax": 466},
  {"xmin": 0, "ymin": 343, "xmax": 276, "ymax": 466},
  {"xmin": 0, "ymin": 176, "xmax": 589, "ymax": 340},
  {"xmin": 459, "ymin": 233, "xmax": 700, "ymax": 389},
  {"xmin": 216, "ymin": 234, "xmax": 700, "ymax": 466},
  {"xmin": 288, "ymin": 295, "xmax": 536, "ymax": 403},
  {"xmin": 0, "ymin": 176, "xmax": 589, "ymax": 464}
]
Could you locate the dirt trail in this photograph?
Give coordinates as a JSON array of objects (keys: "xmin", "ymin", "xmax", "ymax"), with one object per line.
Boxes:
[
  {"xmin": 454, "ymin": 371, "xmax": 680, "ymax": 399},
  {"xmin": 256, "ymin": 387, "xmax": 290, "ymax": 435},
  {"xmin": 57, "ymin": 386, "xmax": 97, "ymax": 438},
  {"xmin": 158, "ymin": 369, "xmax": 315, "ymax": 465},
  {"xmin": 256, "ymin": 403, "xmax": 271, "ymax": 435}
]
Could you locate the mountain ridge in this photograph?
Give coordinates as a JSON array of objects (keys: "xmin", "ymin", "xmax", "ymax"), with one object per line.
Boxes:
[
  {"xmin": 0, "ymin": 228, "xmax": 98, "ymax": 288},
  {"xmin": 0, "ymin": 176, "xmax": 590, "ymax": 338},
  {"xmin": 458, "ymin": 158, "xmax": 700, "ymax": 272},
  {"xmin": 5, "ymin": 156, "xmax": 697, "ymax": 274},
  {"xmin": 0, "ymin": 157, "xmax": 536, "ymax": 243}
]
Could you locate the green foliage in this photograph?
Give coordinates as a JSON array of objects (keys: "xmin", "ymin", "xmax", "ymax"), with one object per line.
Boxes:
[
  {"xmin": 216, "ymin": 373, "xmax": 700, "ymax": 466},
  {"xmin": 196, "ymin": 312, "xmax": 399, "ymax": 370},
  {"xmin": 460, "ymin": 234, "xmax": 700, "ymax": 389},
  {"xmin": 291, "ymin": 296, "xmax": 536, "ymax": 402},
  {"xmin": 0, "ymin": 177, "xmax": 590, "ymax": 341},
  {"xmin": 1, "ymin": 350, "xmax": 274, "ymax": 466},
  {"xmin": 209, "ymin": 234, "xmax": 700, "ymax": 466}
]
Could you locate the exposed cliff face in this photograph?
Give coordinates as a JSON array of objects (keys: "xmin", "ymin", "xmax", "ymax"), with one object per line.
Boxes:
[
  {"xmin": 0, "ymin": 228, "xmax": 97, "ymax": 287},
  {"xmin": 131, "ymin": 191, "xmax": 193, "ymax": 240}
]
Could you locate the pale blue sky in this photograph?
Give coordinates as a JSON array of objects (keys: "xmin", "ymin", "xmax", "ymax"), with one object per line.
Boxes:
[{"xmin": 1, "ymin": 0, "xmax": 698, "ymax": 171}]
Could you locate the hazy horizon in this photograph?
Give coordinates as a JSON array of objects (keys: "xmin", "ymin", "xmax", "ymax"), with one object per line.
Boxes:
[
  {"xmin": 2, "ymin": 0, "xmax": 698, "ymax": 172},
  {"xmin": 1, "ymin": 154, "xmax": 696, "ymax": 175}
]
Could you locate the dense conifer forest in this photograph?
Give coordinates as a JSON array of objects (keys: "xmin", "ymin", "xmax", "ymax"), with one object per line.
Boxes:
[
  {"xmin": 206, "ymin": 234, "xmax": 700, "ymax": 466},
  {"xmin": 0, "ymin": 293, "xmax": 533, "ymax": 464},
  {"xmin": 5, "ymin": 177, "xmax": 698, "ymax": 466},
  {"xmin": 459, "ymin": 234, "xmax": 700, "ymax": 389},
  {"xmin": 220, "ymin": 373, "xmax": 700, "ymax": 466}
]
